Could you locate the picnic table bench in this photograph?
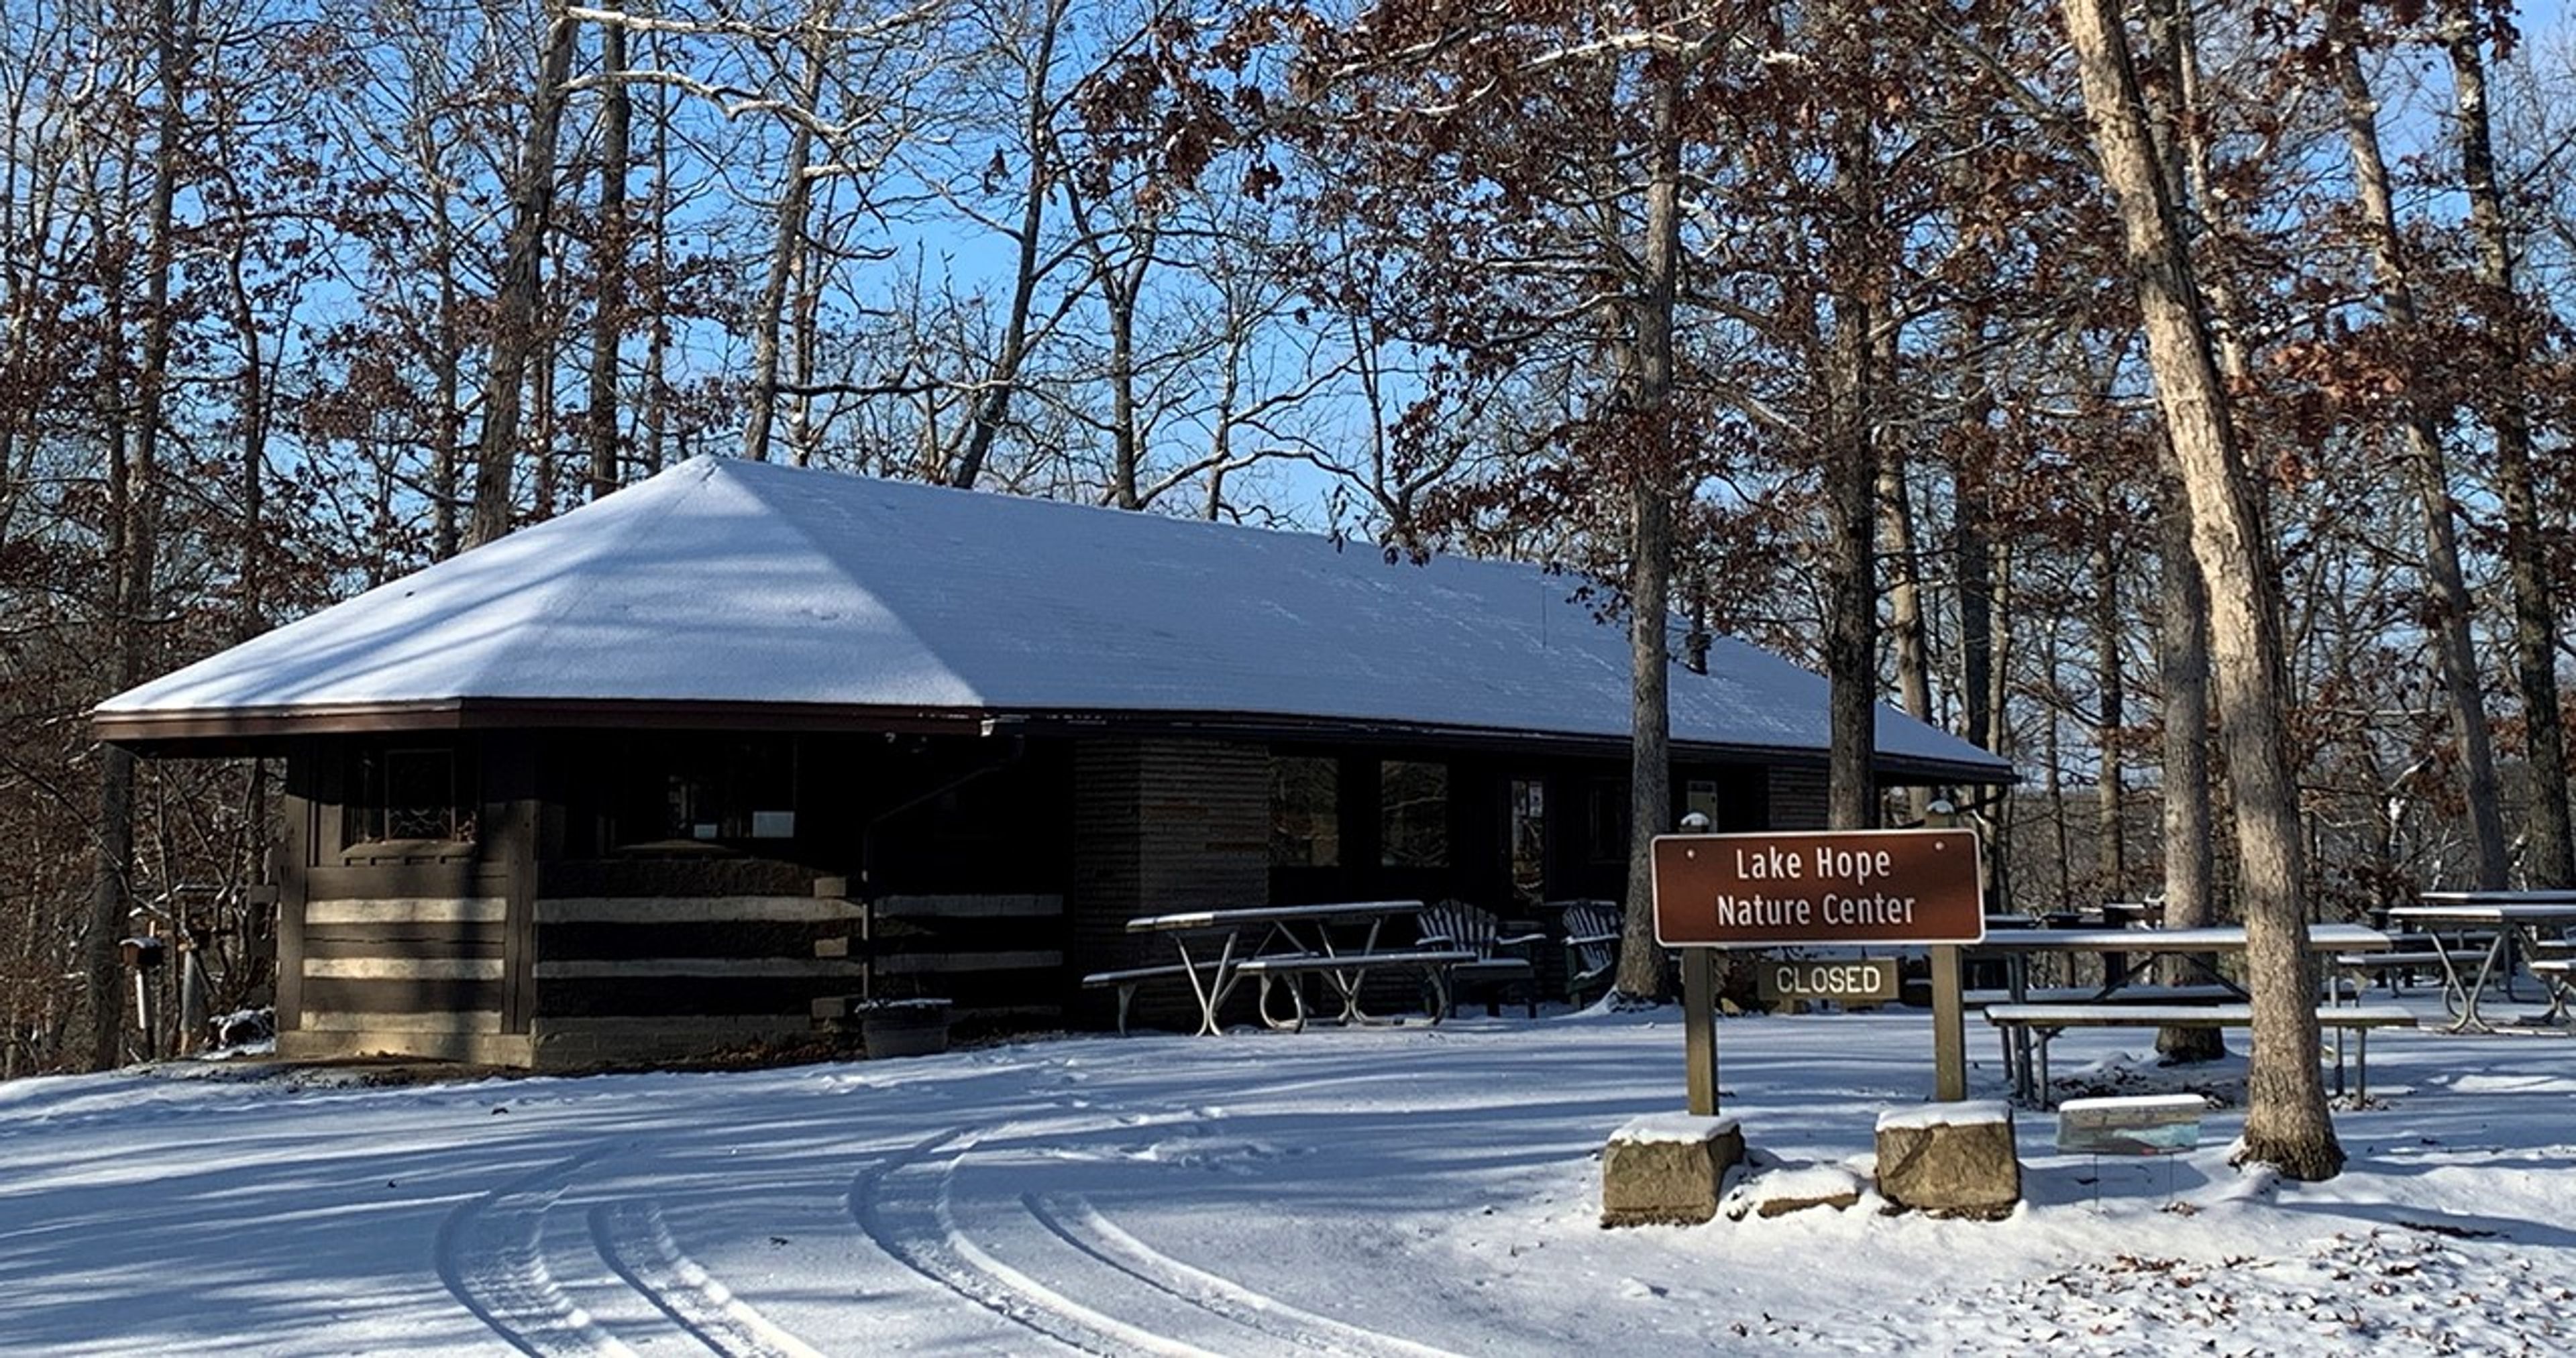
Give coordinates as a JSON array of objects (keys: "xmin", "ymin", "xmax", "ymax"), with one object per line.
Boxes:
[
  {"xmin": 1970, "ymin": 922, "xmax": 2392, "ymax": 1098},
  {"xmin": 2385, "ymin": 895, "xmax": 2576, "ymax": 1031},
  {"xmin": 1983, "ymin": 1003, "xmax": 2416, "ymax": 1107}
]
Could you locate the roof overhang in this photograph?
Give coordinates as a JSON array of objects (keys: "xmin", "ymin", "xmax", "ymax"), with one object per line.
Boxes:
[{"xmin": 93, "ymin": 698, "xmax": 2018, "ymax": 787}]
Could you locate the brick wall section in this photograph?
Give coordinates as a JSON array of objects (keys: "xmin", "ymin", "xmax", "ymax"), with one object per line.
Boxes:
[
  {"xmin": 1070, "ymin": 738, "xmax": 1269, "ymax": 1030},
  {"xmin": 1767, "ymin": 766, "xmax": 1829, "ymax": 830}
]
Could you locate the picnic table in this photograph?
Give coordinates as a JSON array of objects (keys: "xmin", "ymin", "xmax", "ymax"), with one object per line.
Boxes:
[
  {"xmin": 1102, "ymin": 901, "xmax": 1472, "ymax": 1035},
  {"xmin": 1971, "ymin": 922, "xmax": 2392, "ymax": 1001},
  {"xmin": 1971, "ymin": 922, "xmax": 2394, "ymax": 1104},
  {"xmin": 2383, "ymin": 892, "xmax": 2576, "ymax": 1033}
]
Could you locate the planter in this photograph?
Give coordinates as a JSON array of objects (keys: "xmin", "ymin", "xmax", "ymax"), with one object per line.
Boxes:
[{"xmin": 859, "ymin": 999, "xmax": 953, "ymax": 1058}]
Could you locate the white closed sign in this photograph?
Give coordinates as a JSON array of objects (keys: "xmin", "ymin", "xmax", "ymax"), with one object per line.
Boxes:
[{"xmin": 1757, "ymin": 958, "xmax": 1899, "ymax": 1003}]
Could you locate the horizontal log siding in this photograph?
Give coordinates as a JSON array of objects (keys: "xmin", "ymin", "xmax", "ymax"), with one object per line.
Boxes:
[
  {"xmin": 292, "ymin": 895, "xmax": 508, "ymax": 1038},
  {"xmin": 1070, "ymin": 738, "xmax": 1270, "ymax": 1032},
  {"xmin": 529, "ymin": 894, "xmax": 1067, "ymax": 1037}
]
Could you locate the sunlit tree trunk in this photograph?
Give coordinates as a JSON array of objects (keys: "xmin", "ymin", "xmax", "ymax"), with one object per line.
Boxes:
[
  {"xmin": 2061, "ymin": 0, "xmax": 2341, "ymax": 1180},
  {"xmin": 2329, "ymin": 27, "xmax": 2504, "ymax": 889}
]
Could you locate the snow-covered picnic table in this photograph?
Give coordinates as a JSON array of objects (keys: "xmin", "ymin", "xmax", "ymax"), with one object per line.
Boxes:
[
  {"xmin": 2384, "ymin": 893, "xmax": 2576, "ymax": 1033},
  {"xmin": 1983, "ymin": 1003, "xmax": 2416, "ymax": 1107},
  {"xmin": 1969, "ymin": 923, "xmax": 2394, "ymax": 1104},
  {"xmin": 1089, "ymin": 901, "xmax": 1471, "ymax": 1035}
]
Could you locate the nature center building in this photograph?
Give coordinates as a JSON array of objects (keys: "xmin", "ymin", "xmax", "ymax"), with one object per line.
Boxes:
[{"xmin": 93, "ymin": 456, "xmax": 2015, "ymax": 1066}]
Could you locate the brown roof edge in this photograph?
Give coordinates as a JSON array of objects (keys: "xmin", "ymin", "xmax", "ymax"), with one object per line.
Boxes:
[
  {"xmin": 93, "ymin": 698, "xmax": 2017, "ymax": 786},
  {"xmin": 89, "ymin": 697, "xmax": 992, "ymax": 752}
]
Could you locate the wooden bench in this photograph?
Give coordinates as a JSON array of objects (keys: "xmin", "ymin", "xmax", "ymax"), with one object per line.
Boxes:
[
  {"xmin": 1964, "ymin": 983, "xmax": 2241, "ymax": 1009},
  {"xmin": 1552, "ymin": 900, "xmax": 1623, "ymax": 1005},
  {"xmin": 2335, "ymin": 948, "xmax": 2481, "ymax": 997},
  {"xmin": 1234, "ymin": 950, "xmax": 1477, "ymax": 1031},
  {"xmin": 1416, "ymin": 900, "xmax": 1543, "ymax": 1018},
  {"xmin": 1983, "ymin": 1003, "xmax": 2417, "ymax": 1107},
  {"xmin": 1081, "ymin": 964, "xmax": 1199, "ymax": 1036}
]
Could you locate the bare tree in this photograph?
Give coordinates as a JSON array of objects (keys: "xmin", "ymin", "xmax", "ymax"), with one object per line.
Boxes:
[
  {"xmin": 2326, "ymin": 18, "xmax": 2506, "ymax": 889},
  {"xmin": 469, "ymin": 0, "xmax": 579, "ymax": 544},
  {"xmin": 2061, "ymin": 0, "xmax": 2341, "ymax": 1179},
  {"xmin": 2446, "ymin": 11, "xmax": 2571, "ymax": 887}
]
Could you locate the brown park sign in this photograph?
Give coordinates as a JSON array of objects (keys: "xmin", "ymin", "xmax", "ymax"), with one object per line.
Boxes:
[{"xmin": 1652, "ymin": 828, "xmax": 1985, "ymax": 948}]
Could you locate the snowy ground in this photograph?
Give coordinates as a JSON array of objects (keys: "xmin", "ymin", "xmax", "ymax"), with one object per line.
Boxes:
[{"xmin": 3, "ymin": 999, "xmax": 2571, "ymax": 1355}]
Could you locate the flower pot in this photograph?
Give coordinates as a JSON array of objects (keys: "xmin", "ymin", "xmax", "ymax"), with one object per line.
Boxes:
[{"xmin": 859, "ymin": 999, "xmax": 952, "ymax": 1058}]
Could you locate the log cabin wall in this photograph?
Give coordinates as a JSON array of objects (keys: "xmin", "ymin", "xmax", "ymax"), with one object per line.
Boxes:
[
  {"xmin": 525, "ymin": 733, "xmax": 1074, "ymax": 1067},
  {"xmin": 275, "ymin": 733, "xmax": 539, "ymax": 1066}
]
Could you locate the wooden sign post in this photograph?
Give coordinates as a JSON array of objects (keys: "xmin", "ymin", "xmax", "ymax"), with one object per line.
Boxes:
[{"xmin": 1652, "ymin": 828, "xmax": 1986, "ymax": 1111}]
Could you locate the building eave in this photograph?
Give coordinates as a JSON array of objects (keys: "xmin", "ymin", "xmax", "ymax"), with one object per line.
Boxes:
[{"xmin": 95, "ymin": 697, "xmax": 2016, "ymax": 786}]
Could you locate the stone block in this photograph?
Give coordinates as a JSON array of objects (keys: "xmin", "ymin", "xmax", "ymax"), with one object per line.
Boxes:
[
  {"xmin": 1601, "ymin": 1113, "xmax": 1745, "ymax": 1228},
  {"xmin": 1874, "ymin": 1101, "xmax": 2021, "ymax": 1219}
]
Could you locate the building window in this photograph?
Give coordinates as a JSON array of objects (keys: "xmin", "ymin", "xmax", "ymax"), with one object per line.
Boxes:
[
  {"xmin": 594, "ymin": 736, "xmax": 799, "ymax": 849},
  {"xmin": 1509, "ymin": 777, "xmax": 1546, "ymax": 907},
  {"xmin": 1270, "ymin": 755, "xmax": 1340, "ymax": 866},
  {"xmin": 1381, "ymin": 760, "xmax": 1448, "ymax": 868},
  {"xmin": 348, "ymin": 744, "xmax": 475, "ymax": 845}
]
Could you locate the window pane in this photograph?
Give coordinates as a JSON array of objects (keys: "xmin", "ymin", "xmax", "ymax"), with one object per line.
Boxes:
[
  {"xmin": 1381, "ymin": 760, "xmax": 1448, "ymax": 868},
  {"xmin": 651, "ymin": 738, "xmax": 798, "ymax": 843},
  {"xmin": 1509, "ymin": 777, "xmax": 1546, "ymax": 907},
  {"xmin": 1270, "ymin": 756, "xmax": 1340, "ymax": 866},
  {"xmin": 349, "ymin": 745, "xmax": 473, "ymax": 844}
]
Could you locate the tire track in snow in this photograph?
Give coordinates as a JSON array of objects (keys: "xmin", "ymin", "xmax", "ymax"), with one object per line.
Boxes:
[
  {"xmin": 435, "ymin": 1145, "xmax": 640, "ymax": 1358},
  {"xmin": 1026, "ymin": 1194, "xmax": 1464, "ymax": 1358},
  {"xmin": 588, "ymin": 1200, "xmax": 825, "ymax": 1358},
  {"xmin": 845, "ymin": 1127, "xmax": 1214, "ymax": 1356}
]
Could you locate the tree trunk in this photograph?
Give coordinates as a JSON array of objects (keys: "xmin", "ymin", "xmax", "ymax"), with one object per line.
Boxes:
[
  {"xmin": 947, "ymin": 0, "xmax": 1065, "ymax": 489},
  {"xmin": 1823, "ymin": 112, "xmax": 1879, "ymax": 834},
  {"xmin": 433, "ymin": 246, "xmax": 462, "ymax": 561},
  {"xmin": 1613, "ymin": 50, "xmax": 1683, "ymax": 1003},
  {"xmin": 469, "ymin": 3, "xmax": 578, "ymax": 545},
  {"xmin": 2447, "ymin": 19, "xmax": 2571, "ymax": 887},
  {"xmin": 2092, "ymin": 534, "xmax": 2125, "ymax": 897},
  {"xmin": 2141, "ymin": 0, "xmax": 2224, "ymax": 1062},
  {"xmin": 588, "ymin": 6, "xmax": 631, "ymax": 500},
  {"xmin": 92, "ymin": 0, "xmax": 191, "ymax": 1070},
  {"xmin": 2061, "ymin": 0, "xmax": 2341, "ymax": 1179},
  {"xmin": 743, "ymin": 113, "xmax": 812, "ymax": 463},
  {"xmin": 2330, "ymin": 30, "xmax": 2506, "ymax": 889},
  {"xmin": 1880, "ymin": 343, "xmax": 1931, "ymax": 826},
  {"xmin": 2154, "ymin": 475, "xmax": 2224, "ymax": 1060}
]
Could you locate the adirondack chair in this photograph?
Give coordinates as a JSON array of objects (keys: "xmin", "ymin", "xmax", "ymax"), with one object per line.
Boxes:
[
  {"xmin": 1554, "ymin": 899, "xmax": 1625, "ymax": 1006},
  {"xmin": 1415, "ymin": 899, "xmax": 1544, "ymax": 1018}
]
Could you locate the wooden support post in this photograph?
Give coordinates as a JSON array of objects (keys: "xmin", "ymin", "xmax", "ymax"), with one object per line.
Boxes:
[
  {"xmin": 1925, "ymin": 799, "xmax": 1972, "ymax": 1101},
  {"xmin": 1684, "ymin": 947, "xmax": 1719, "ymax": 1115},
  {"xmin": 1931, "ymin": 944, "xmax": 1967, "ymax": 1101}
]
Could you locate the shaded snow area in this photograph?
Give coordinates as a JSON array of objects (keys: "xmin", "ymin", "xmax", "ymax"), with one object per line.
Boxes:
[{"xmin": 2, "ymin": 1003, "xmax": 2571, "ymax": 1355}]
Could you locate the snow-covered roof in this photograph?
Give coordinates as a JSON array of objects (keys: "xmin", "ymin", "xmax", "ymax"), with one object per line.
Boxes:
[{"xmin": 95, "ymin": 456, "xmax": 2012, "ymax": 781}]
